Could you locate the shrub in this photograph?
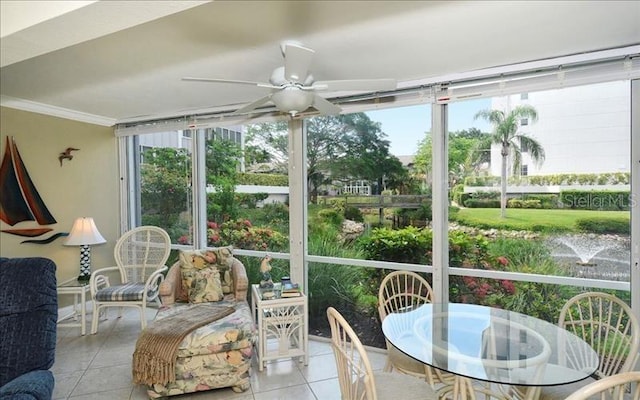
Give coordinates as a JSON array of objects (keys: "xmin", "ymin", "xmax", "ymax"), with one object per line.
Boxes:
[
  {"xmin": 144, "ymin": 214, "xmax": 189, "ymax": 243},
  {"xmin": 451, "ymin": 184, "xmax": 465, "ymax": 205},
  {"xmin": 575, "ymin": 217, "xmax": 630, "ymax": 234},
  {"xmin": 207, "ymin": 179, "xmax": 239, "ymax": 223},
  {"xmin": 464, "ymin": 191, "xmax": 501, "ymax": 208},
  {"xmin": 463, "ymin": 172, "xmax": 630, "ymax": 187},
  {"xmin": 207, "ymin": 219, "xmax": 288, "ymax": 251},
  {"xmin": 261, "ymin": 202, "xmax": 289, "ymax": 219},
  {"xmin": 507, "ymin": 199, "xmax": 523, "ymax": 208},
  {"xmin": 440, "ymin": 231, "xmax": 516, "ymax": 308},
  {"xmin": 307, "ymin": 230, "xmax": 366, "ymax": 317},
  {"xmin": 344, "ymin": 206, "xmax": 364, "ymax": 222},
  {"xmin": 317, "ymin": 208, "xmax": 344, "ymax": 226},
  {"xmin": 487, "ymin": 237, "xmax": 576, "ymax": 322},
  {"xmin": 464, "ymin": 199, "xmax": 501, "ymax": 208},
  {"xmin": 523, "ymin": 194, "xmax": 559, "ymax": 209},
  {"xmin": 508, "ymin": 199, "xmax": 541, "ymax": 209},
  {"xmin": 358, "ymin": 226, "xmax": 432, "ymax": 264},
  {"xmin": 235, "ymin": 192, "xmax": 268, "ymax": 208},
  {"xmin": 237, "ymin": 173, "xmax": 288, "ymax": 186}
]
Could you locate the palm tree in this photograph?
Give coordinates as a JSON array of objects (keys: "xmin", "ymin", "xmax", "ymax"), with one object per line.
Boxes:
[{"xmin": 474, "ymin": 105, "xmax": 545, "ymax": 218}]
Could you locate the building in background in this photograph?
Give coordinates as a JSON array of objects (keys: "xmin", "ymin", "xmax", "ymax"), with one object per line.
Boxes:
[{"xmin": 490, "ymin": 80, "xmax": 630, "ymax": 177}]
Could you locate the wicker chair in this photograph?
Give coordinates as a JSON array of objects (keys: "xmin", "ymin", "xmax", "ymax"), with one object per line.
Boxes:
[
  {"xmin": 529, "ymin": 292, "xmax": 639, "ymax": 400},
  {"xmin": 564, "ymin": 371, "xmax": 640, "ymax": 400},
  {"xmin": 327, "ymin": 306, "xmax": 438, "ymax": 400},
  {"xmin": 90, "ymin": 226, "xmax": 171, "ymax": 334},
  {"xmin": 377, "ymin": 270, "xmax": 454, "ymax": 388}
]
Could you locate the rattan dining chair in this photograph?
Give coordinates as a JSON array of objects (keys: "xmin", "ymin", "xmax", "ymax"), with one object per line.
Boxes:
[
  {"xmin": 377, "ymin": 271, "xmax": 455, "ymax": 388},
  {"xmin": 522, "ymin": 292, "xmax": 639, "ymax": 400},
  {"xmin": 564, "ymin": 371, "xmax": 640, "ymax": 400},
  {"xmin": 90, "ymin": 226, "xmax": 171, "ymax": 334},
  {"xmin": 327, "ymin": 306, "xmax": 438, "ymax": 400}
]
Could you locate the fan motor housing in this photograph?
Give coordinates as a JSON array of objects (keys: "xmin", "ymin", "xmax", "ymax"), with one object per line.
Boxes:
[
  {"xmin": 271, "ymin": 87, "xmax": 314, "ymax": 115},
  {"xmin": 270, "ymin": 66, "xmax": 314, "ymax": 86}
]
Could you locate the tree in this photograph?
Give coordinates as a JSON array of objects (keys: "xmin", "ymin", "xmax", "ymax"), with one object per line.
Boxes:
[
  {"xmin": 140, "ymin": 147, "xmax": 191, "ymax": 238},
  {"xmin": 205, "ymin": 137, "xmax": 242, "ymax": 184},
  {"xmin": 334, "ymin": 113, "xmax": 407, "ymax": 195},
  {"xmin": 205, "ymin": 138, "xmax": 242, "ymax": 223},
  {"xmin": 414, "ymin": 128, "xmax": 489, "ymax": 191},
  {"xmin": 306, "ymin": 116, "xmax": 346, "ymax": 203},
  {"xmin": 244, "ymin": 114, "xmax": 406, "ymax": 202},
  {"xmin": 245, "ymin": 121, "xmax": 289, "ymax": 173},
  {"xmin": 474, "ymin": 105, "xmax": 545, "ymax": 218}
]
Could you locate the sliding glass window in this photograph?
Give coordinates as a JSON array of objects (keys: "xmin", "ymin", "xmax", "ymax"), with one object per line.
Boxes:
[
  {"xmin": 135, "ymin": 131, "xmax": 193, "ymax": 245},
  {"xmin": 450, "ymin": 80, "xmax": 631, "ymax": 319}
]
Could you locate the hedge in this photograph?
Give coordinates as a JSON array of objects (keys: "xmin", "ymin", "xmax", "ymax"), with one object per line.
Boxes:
[
  {"xmin": 465, "ymin": 172, "xmax": 630, "ymax": 187},
  {"xmin": 237, "ymin": 173, "xmax": 288, "ymax": 186},
  {"xmin": 464, "ymin": 199, "xmax": 501, "ymax": 208},
  {"xmin": 575, "ymin": 217, "xmax": 630, "ymax": 234}
]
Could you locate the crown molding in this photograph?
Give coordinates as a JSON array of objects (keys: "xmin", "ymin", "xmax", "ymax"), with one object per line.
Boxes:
[{"xmin": 0, "ymin": 95, "xmax": 116, "ymax": 126}]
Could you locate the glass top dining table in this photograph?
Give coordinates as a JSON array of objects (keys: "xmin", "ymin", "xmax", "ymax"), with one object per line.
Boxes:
[{"xmin": 381, "ymin": 303, "xmax": 599, "ymax": 388}]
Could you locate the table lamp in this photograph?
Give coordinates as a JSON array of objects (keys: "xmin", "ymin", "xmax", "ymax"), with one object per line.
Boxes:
[{"xmin": 64, "ymin": 217, "xmax": 106, "ymax": 281}]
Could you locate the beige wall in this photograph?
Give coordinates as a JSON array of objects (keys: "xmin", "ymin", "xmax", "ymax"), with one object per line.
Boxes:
[{"xmin": 0, "ymin": 106, "xmax": 120, "ymax": 284}]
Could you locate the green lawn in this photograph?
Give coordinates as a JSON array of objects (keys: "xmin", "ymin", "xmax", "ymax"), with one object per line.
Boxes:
[{"xmin": 452, "ymin": 208, "xmax": 629, "ymax": 232}]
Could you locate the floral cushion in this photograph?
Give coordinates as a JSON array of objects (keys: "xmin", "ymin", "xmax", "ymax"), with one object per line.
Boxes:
[
  {"xmin": 147, "ymin": 347, "xmax": 251, "ymax": 399},
  {"xmin": 179, "ymin": 247, "xmax": 234, "ymax": 295},
  {"xmin": 147, "ymin": 299, "xmax": 254, "ymax": 398},
  {"xmin": 182, "ymin": 267, "xmax": 223, "ymax": 303},
  {"xmin": 156, "ymin": 300, "xmax": 255, "ymax": 357},
  {"xmin": 149, "ymin": 251, "xmax": 253, "ymax": 399}
]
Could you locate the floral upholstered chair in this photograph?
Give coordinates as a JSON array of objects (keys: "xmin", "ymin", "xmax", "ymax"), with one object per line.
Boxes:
[{"xmin": 139, "ymin": 247, "xmax": 256, "ymax": 398}]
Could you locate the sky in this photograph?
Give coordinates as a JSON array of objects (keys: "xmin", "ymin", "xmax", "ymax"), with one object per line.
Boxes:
[{"xmin": 365, "ymin": 98, "xmax": 492, "ymax": 156}]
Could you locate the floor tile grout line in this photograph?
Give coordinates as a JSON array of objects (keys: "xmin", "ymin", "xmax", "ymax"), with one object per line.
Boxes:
[{"xmin": 54, "ymin": 307, "xmax": 344, "ymax": 400}]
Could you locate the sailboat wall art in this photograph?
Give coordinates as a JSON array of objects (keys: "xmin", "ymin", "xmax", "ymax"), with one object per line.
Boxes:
[{"xmin": 0, "ymin": 136, "xmax": 67, "ymax": 244}]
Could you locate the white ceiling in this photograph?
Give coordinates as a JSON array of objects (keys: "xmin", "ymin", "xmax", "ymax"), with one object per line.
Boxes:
[{"xmin": 1, "ymin": 0, "xmax": 639, "ymax": 126}]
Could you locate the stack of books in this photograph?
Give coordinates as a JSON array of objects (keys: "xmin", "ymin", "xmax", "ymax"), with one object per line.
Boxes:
[{"xmin": 280, "ymin": 277, "xmax": 301, "ymax": 297}]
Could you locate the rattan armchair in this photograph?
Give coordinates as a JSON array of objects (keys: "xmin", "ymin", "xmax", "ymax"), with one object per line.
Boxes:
[
  {"xmin": 327, "ymin": 306, "xmax": 437, "ymax": 400},
  {"xmin": 532, "ymin": 292, "xmax": 639, "ymax": 400},
  {"xmin": 90, "ymin": 226, "xmax": 171, "ymax": 334},
  {"xmin": 378, "ymin": 270, "xmax": 455, "ymax": 388},
  {"xmin": 564, "ymin": 371, "xmax": 640, "ymax": 400}
]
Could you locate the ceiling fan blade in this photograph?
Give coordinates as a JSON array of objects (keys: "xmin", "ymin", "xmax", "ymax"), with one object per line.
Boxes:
[
  {"xmin": 312, "ymin": 94, "xmax": 341, "ymax": 115},
  {"xmin": 313, "ymin": 78, "xmax": 397, "ymax": 92},
  {"xmin": 234, "ymin": 95, "xmax": 273, "ymax": 114},
  {"xmin": 182, "ymin": 77, "xmax": 270, "ymax": 87},
  {"xmin": 284, "ymin": 43, "xmax": 315, "ymax": 82}
]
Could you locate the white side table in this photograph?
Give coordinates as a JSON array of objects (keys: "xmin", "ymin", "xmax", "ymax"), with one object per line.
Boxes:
[
  {"xmin": 251, "ymin": 283, "xmax": 308, "ymax": 371},
  {"xmin": 57, "ymin": 277, "xmax": 91, "ymax": 335}
]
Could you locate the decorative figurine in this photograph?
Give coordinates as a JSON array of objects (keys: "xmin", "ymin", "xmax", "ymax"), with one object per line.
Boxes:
[{"xmin": 259, "ymin": 255, "xmax": 274, "ymax": 289}]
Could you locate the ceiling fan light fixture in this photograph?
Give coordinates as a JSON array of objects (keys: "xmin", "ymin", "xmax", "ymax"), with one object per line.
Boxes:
[
  {"xmin": 271, "ymin": 87, "xmax": 314, "ymax": 116},
  {"xmin": 183, "ymin": 43, "xmax": 395, "ymax": 117}
]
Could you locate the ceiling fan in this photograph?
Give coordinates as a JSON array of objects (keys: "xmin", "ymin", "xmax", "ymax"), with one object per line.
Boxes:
[{"xmin": 183, "ymin": 42, "xmax": 397, "ymax": 116}]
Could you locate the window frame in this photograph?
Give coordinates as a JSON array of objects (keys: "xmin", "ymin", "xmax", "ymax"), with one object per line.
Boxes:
[{"xmin": 117, "ymin": 55, "xmax": 639, "ymax": 320}]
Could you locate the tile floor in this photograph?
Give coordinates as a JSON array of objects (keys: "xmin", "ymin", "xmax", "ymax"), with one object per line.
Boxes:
[{"xmin": 53, "ymin": 305, "xmax": 389, "ymax": 400}]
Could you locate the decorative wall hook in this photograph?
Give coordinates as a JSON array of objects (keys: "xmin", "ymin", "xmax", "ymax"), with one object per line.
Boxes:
[{"xmin": 59, "ymin": 147, "xmax": 79, "ymax": 166}]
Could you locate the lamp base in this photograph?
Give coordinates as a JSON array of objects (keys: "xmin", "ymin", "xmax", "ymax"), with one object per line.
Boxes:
[{"xmin": 78, "ymin": 244, "xmax": 92, "ymax": 282}]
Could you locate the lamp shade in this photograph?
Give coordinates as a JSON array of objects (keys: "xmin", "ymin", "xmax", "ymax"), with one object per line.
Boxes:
[{"xmin": 64, "ymin": 217, "xmax": 106, "ymax": 246}]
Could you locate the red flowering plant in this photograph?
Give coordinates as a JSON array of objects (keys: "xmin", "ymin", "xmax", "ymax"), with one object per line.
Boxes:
[
  {"xmin": 207, "ymin": 218, "xmax": 287, "ymax": 251},
  {"xmin": 432, "ymin": 230, "xmax": 516, "ymax": 308}
]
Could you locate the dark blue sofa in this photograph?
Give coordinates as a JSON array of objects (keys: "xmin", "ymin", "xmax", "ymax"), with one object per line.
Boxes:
[{"xmin": 0, "ymin": 257, "xmax": 57, "ymax": 400}]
